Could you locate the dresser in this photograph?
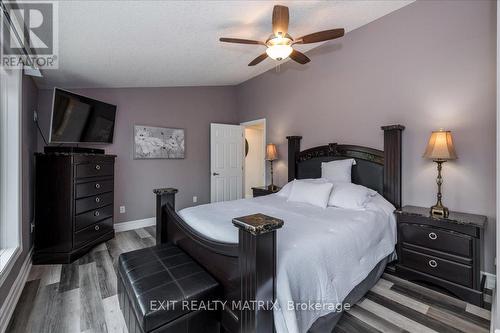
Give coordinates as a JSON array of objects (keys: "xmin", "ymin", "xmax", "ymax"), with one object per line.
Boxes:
[
  {"xmin": 34, "ymin": 153, "xmax": 116, "ymax": 264},
  {"xmin": 395, "ymin": 205, "xmax": 486, "ymax": 306}
]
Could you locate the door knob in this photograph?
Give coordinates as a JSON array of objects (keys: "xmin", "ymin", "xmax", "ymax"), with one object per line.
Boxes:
[{"xmin": 213, "ymin": 172, "xmax": 220, "ymax": 176}]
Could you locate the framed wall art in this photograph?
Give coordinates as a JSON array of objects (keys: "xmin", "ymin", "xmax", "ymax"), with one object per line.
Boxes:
[{"xmin": 134, "ymin": 125, "xmax": 185, "ymax": 159}]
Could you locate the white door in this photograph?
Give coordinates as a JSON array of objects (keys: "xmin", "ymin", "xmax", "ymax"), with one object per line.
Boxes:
[{"xmin": 210, "ymin": 123, "xmax": 244, "ymax": 202}]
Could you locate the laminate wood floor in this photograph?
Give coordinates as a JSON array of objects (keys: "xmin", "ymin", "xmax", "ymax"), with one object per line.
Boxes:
[{"xmin": 7, "ymin": 227, "xmax": 491, "ymax": 333}]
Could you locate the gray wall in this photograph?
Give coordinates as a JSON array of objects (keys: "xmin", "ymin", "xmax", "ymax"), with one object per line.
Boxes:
[
  {"xmin": 0, "ymin": 75, "xmax": 38, "ymax": 309},
  {"xmin": 4, "ymin": 1, "xmax": 496, "ymax": 286},
  {"xmin": 236, "ymin": 0, "xmax": 497, "ymax": 273},
  {"xmin": 36, "ymin": 86, "xmax": 238, "ymax": 223}
]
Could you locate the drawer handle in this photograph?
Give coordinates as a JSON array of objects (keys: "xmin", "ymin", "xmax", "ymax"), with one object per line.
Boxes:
[
  {"xmin": 95, "ymin": 197, "xmax": 101, "ymax": 203},
  {"xmin": 94, "ymin": 211, "xmax": 100, "ymax": 217},
  {"xmin": 429, "ymin": 232, "xmax": 438, "ymax": 240},
  {"xmin": 95, "ymin": 225, "xmax": 100, "ymax": 231},
  {"xmin": 95, "ymin": 164, "xmax": 101, "ymax": 170},
  {"xmin": 428, "ymin": 259, "xmax": 438, "ymax": 268},
  {"xmin": 95, "ymin": 183, "xmax": 101, "ymax": 189}
]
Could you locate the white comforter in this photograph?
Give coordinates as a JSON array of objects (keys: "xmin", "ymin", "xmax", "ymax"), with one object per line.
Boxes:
[{"xmin": 179, "ymin": 194, "xmax": 396, "ymax": 333}]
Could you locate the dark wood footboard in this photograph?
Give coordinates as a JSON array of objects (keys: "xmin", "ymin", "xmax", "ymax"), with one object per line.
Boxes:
[{"xmin": 153, "ymin": 188, "xmax": 283, "ymax": 333}]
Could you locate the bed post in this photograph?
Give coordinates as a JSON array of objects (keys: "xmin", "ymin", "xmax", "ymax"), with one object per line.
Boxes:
[
  {"xmin": 153, "ymin": 188, "xmax": 178, "ymax": 244},
  {"xmin": 381, "ymin": 125, "xmax": 405, "ymax": 208},
  {"xmin": 232, "ymin": 214, "xmax": 284, "ymax": 333},
  {"xmin": 286, "ymin": 136, "xmax": 302, "ymax": 182}
]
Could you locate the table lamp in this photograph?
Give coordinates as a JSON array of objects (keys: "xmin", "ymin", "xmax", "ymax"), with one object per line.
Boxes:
[
  {"xmin": 266, "ymin": 143, "xmax": 278, "ymax": 192},
  {"xmin": 423, "ymin": 129, "xmax": 457, "ymax": 218}
]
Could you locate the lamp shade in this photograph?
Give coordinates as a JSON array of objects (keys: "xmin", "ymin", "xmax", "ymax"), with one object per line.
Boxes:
[
  {"xmin": 266, "ymin": 143, "xmax": 278, "ymax": 161},
  {"xmin": 423, "ymin": 130, "xmax": 457, "ymax": 161}
]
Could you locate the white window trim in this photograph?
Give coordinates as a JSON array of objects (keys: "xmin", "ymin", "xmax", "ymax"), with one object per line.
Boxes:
[{"xmin": 0, "ymin": 67, "xmax": 23, "ymax": 287}]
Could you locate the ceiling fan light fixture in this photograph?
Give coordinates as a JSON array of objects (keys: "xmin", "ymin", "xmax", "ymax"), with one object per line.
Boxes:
[
  {"xmin": 266, "ymin": 44, "xmax": 293, "ymax": 61},
  {"xmin": 265, "ymin": 36, "xmax": 293, "ymax": 61},
  {"xmin": 220, "ymin": 5, "xmax": 345, "ymax": 66}
]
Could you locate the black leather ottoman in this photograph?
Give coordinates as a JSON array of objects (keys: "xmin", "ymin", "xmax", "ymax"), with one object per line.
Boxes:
[{"xmin": 118, "ymin": 243, "xmax": 220, "ymax": 333}]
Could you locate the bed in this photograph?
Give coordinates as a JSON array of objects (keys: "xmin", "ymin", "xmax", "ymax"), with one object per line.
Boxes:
[{"xmin": 153, "ymin": 124, "xmax": 404, "ymax": 333}]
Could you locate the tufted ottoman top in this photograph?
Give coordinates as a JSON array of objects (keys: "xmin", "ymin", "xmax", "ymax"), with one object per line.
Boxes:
[{"xmin": 118, "ymin": 243, "xmax": 220, "ymax": 332}]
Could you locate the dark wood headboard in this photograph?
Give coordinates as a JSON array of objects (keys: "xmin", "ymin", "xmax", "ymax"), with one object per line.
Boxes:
[{"xmin": 286, "ymin": 125, "xmax": 404, "ymax": 208}]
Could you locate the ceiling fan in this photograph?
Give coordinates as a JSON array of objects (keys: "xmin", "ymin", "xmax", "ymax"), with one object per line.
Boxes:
[{"xmin": 219, "ymin": 5, "xmax": 345, "ymax": 66}]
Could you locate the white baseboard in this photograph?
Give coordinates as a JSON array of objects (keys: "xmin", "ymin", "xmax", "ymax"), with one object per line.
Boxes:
[
  {"xmin": 114, "ymin": 217, "xmax": 155, "ymax": 232},
  {"xmin": 482, "ymin": 271, "xmax": 496, "ymax": 290},
  {"xmin": 0, "ymin": 248, "xmax": 33, "ymax": 333}
]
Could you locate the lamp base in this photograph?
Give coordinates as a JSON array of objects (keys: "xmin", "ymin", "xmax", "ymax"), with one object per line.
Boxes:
[
  {"xmin": 267, "ymin": 184, "xmax": 279, "ymax": 192},
  {"xmin": 430, "ymin": 160, "xmax": 449, "ymax": 218},
  {"xmin": 430, "ymin": 204, "xmax": 449, "ymax": 218}
]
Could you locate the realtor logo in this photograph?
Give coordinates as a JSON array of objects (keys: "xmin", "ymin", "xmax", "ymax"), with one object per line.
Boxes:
[{"xmin": 1, "ymin": 1, "xmax": 58, "ymax": 69}]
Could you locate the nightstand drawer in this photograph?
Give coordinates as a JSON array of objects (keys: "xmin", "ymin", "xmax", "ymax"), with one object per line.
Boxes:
[
  {"xmin": 251, "ymin": 186, "xmax": 280, "ymax": 197},
  {"xmin": 401, "ymin": 248, "xmax": 472, "ymax": 287},
  {"xmin": 400, "ymin": 223, "xmax": 472, "ymax": 258},
  {"xmin": 253, "ymin": 188, "xmax": 270, "ymax": 197}
]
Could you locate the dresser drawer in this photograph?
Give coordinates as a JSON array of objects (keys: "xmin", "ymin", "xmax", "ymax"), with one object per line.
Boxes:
[
  {"xmin": 75, "ymin": 204, "xmax": 113, "ymax": 231},
  {"xmin": 74, "ymin": 218, "xmax": 113, "ymax": 248},
  {"xmin": 401, "ymin": 248, "xmax": 472, "ymax": 287},
  {"xmin": 73, "ymin": 155, "xmax": 115, "ymax": 164},
  {"xmin": 400, "ymin": 223, "xmax": 472, "ymax": 258},
  {"xmin": 76, "ymin": 162, "xmax": 113, "ymax": 179},
  {"xmin": 76, "ymin": 179, "xmax": 113, "ymax": 198},
  {"xmin": 75, "ymin": 192, "xmax": 113, "ymax": 215}
]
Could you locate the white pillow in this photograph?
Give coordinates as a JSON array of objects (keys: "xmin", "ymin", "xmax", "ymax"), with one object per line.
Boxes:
[
  {"xmin": 276, "ymin": 180, "xmax": 295, "ymax": 198},
  {"xmin": 276, "ymin": 178, "xmax": 329, "ymax": 198},
  {"xmin": 287, "ymin": 180, "xmax": 333, "ymax": 209},
  {"xmin": 321, "ymin": 159, "xmax": 356, "ymax": 183},
  {"xmin": 328, "ymin": 182, "xmax": 377, "ymax": 210}
]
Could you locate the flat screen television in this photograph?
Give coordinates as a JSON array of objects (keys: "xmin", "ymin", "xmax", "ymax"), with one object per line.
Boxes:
[{"xmin": 49, "ymin": 88, "xmax": 117, "ymax": 144}]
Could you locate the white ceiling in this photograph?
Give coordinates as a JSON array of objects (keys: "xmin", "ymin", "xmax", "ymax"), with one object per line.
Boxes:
[{"xmin": 34, "ymin": 0, "xmax": 414, "ymax": 89}]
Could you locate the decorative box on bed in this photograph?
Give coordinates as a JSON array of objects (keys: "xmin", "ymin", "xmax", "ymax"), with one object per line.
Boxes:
[{"xmin": 154, "ymin": 125, "xmax": 404, "ymax": 333}]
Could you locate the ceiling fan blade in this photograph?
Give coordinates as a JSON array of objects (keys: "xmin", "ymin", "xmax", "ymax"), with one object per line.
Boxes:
[
  {"xmin": 272, "ymin": 5, "xmax": 289, "ymax": 36},
  {"xmin": 289, "ymin": 49, "xmax": 310, "ymax": 65},
  {"xmin": 295, "ymin": 28, "xmax": 345, "ymax": 44},
  {"xmin": 219, "ymin": 37, "xmax": 264, "ymax": 45},
  {"xmin": 248, "ymin": 53, "xmax": 268, "ymax": 66}
]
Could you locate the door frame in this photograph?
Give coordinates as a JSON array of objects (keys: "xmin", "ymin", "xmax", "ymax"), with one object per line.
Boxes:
[{"xmin": 240, "ymin": 118, "xmax": 267, "ymax": 193}]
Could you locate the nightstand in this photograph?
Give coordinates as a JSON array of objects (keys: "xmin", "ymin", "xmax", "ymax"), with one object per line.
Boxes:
[
  {"xmin": 251, "ymin": 186, "xmax": 281, "ymax": 197},
  {"xmin": 395, "ymin": 205, "xmax": 487, "ymax": 306}
]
